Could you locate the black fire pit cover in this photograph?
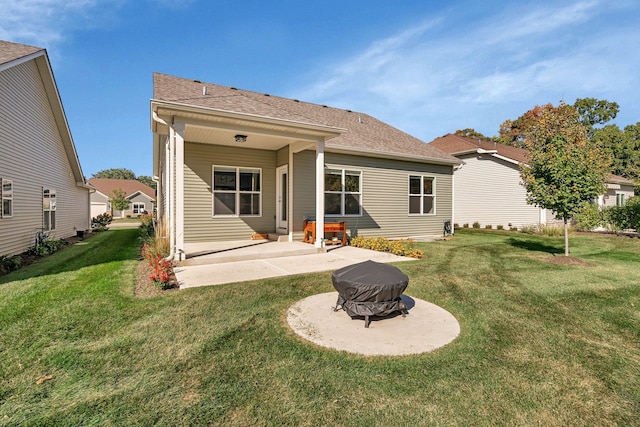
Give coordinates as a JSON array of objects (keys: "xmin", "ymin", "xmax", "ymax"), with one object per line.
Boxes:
[{"xmin": 332, "ymin": 260, "xmax": 408, "ymax": 323}]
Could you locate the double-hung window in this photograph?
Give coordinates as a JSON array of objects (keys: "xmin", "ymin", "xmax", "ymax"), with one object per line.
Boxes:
[
  {"xmin": 132, "ymin": 202, "xmax": 145, "ymax": 215},
  {"xmin": 325, "ymin": 169, "xmax": 362, "ymax": 216},
  {"xmin": 1, "ymin": 179, "xmax": 12, "ymax": 218},
  {"xmin": 409, "ymin": 175, "xmax": 435, "ymax": 215},
  {"xmin": 213, "ymin": 166, "xmax": 261, "ymax": 216},
  {"xmin": 43, "ymin": 188, "xmax": 56, "ymax": 230}
]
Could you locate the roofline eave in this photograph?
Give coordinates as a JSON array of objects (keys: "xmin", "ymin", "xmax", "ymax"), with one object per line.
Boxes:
[
  {"xmin": 150, "ymin": 99, "xmax": 346, "ymax": 139},
  {"xmin": 326, "ymin": 145, "xmax": 461, "ymax": 167}
]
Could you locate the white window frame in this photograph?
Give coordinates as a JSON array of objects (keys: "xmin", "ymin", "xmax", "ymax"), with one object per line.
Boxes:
[
  {"xmin": 132, "ymin": 202, "xmax": 145, "ymax": 215},
  {"xmin": 212, "ymin": 165, "xmax": 262, "ymax": 217},
  {"xmin": 616, "ymin": 193, "xmax": 625, "ymax": 207},
  {"xmin": 1, "ymin": 179, "xmax": 13, "ymax": 218},
  {"xmin": 43, "ymin": 188, "xmax": 56, "ymax": 231},
  {"xmin": 408, "ymin": 175, "xmax": 436, "ymax": 216},
  {"xmin": 324, "ymin": 169, "xmax": 363, "ymax": 217}
]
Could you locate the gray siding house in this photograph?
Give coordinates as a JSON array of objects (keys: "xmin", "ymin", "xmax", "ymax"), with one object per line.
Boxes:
[
  {"xmin": 87, "ymin": 178, "xmax": 155, "ymax": 218},
  {"xmin": 429, "ymin": 133, "xmax": 635, "ymax": 229},
  {"xmin": 0, "ymin": 40, "xmax": 91, "ymax": 257},
  {"xmin": 151, "ymin": 73, "xmax": 460, "ymax": 260}
]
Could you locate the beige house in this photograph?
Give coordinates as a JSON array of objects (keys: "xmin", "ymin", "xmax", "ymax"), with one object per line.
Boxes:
[
  {"xmin": 0, "ymin": 40, "xmax": 91, "ymax": 257},
  {"xmin": 599, "ymin": 174, "xmax": 635, "ymax": 209},
  {"xmin": 87, "ymin": 178, "xmax": 155, "ymax": 219},
  {"xmin": 151, "ymin": 73, "xmax": 460, "ymax": 260},
  {"xmin": 429, "ymin": 133, "xmax": 636, "ymax": 229}
]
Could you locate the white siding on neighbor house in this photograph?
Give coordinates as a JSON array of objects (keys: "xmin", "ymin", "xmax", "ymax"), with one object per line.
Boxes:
[
  {"xmin": 293, "ymin": 150, "xmax": 454, "ymax": 239},
  {"xmin": 0, "ymin": 59, "xmax": 89, "ymax": 257},
  {"xmin": 183, "ymin": 142, "xmax": 277, "ymax": 242},
  {"xmin": 90, "ymin": 191, "xmax": 109, "ymax": 218},
  {"xmin": 454, "ymin": 153, "xmax": 541, "ymax": 229}
]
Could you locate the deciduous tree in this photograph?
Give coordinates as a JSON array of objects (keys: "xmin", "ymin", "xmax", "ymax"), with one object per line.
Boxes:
[
  {"xmin": 93, "ymin": 168, "xmax": 136, "ymax": 180},
  {"xmin": 109, "ymin": 188, "xmax": 130, "ymax": 212},
  {"xmin": 518, "ymin": 102, "xmax": 609, "ymax": 256}
]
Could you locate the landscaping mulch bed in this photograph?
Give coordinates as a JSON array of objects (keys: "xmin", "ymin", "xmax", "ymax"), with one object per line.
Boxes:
[{"xmin": 134, "ymin": 260, "xmax": 179, "ymax": 298}]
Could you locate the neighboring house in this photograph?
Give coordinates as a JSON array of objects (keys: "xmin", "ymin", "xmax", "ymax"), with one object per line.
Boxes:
[
  {"xmin": 429, "ymin": 133, "xmax": 635, "ymax": 229},
  {"xmin": 0, "ymin": 40, "xmax": 91, "ymax": 257},
  {"xmin": 87, "ymin": 178, "xmax": 155, "ymax": 219},
  {"xmin": 151, "ymin": 73, "xmax": 460, "ymax": 260},
  {"xmin": 599, "ymin": 174, "xmax": 635, "ymax": 208}
]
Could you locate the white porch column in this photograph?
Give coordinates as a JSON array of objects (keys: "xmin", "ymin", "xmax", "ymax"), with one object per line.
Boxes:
[
  {"xmin": 168, "ymin": 126, "xmax": 176, "ymax": 258},
  {"xmin": 174, "ymin": 121, "xmax": 186, "ymax": 260},
  {"xmin": 315, "ymin": 139, "xmax": 325, "ymax": 249},
  {"xmin": 288, "ymin": 147, "xmax": 294, "ymax": 242}
]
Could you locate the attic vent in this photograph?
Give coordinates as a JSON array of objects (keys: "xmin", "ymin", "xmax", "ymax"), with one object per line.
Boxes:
[
  {"xmin": 193, "ymin": 79, "xmax": 201, "ymax": 83},
  {"xmin": 264, "ymin": 93, "xmax": 270, "ymax": 96},
  {"xmin": 293, "ymin": 99, "xmax": 300, "ymax": 102},
  {"xmin": 346, "ymin": 109, "xmax": 352, "ymax": 112},
  {"xmin": 322, "ymin": 105, "xmax": 328, "ymax": 108},
  {"xmin": 230, "ymin": 87, "xmax": 238, "ymax": 90}
]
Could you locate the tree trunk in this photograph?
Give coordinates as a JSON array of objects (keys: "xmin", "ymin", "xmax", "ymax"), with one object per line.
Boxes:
[{"xmin": 564, "ymin": 217, "xmax": 569, "ymax": 256}]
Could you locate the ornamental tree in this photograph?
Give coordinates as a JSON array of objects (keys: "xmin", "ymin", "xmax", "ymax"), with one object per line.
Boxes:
[
  {"xmin": 518, "ymin": 102, "xmax": 609, "ymax": 256},
  {"xmin": 109, "ymin": 188, "xmax": 130, "ymax": 212}
]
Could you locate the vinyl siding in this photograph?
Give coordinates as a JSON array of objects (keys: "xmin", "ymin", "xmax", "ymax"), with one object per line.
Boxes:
[
  {"xmin": 0, "ymin": 60, "xmax": 89, "ymax": 257},
  {"xmin": 293, "ymin": 150, "xmax": 454, "ymax": 239},
  {"xmin": 454, "ymin": 153, "xmax": 541, "ymax": 228},
  {"xmin": 183, "ymin": 142, "xmax": 277, "ymax": 242}
]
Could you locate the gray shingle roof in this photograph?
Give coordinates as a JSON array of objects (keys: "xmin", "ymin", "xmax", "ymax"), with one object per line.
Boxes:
[
  {"xmin": 0, "ymin": 40, "xmax": 42, "ymax": 66},
  {"xmin": 153, "ymin": 73, "xmax": 459, "ymax": 164}
]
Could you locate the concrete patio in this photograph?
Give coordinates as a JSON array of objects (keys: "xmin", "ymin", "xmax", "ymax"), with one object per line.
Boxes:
[{"xmin": 174, "ymin": 241, "xmax": 417, "ymax": 289}]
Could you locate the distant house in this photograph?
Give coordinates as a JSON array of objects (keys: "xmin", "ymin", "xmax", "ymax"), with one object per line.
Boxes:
[
  {"xmin": 151, "ymin": 73, "xmax": 460, "ymax": 260},
  {"xmin": 0, "ymin": 40, "xmax": 91, "ymax": 257},
  {"xmin": 599, "ymin": 174, "xmax": 635, "ymax": 209},
  {"xmin": 87, "ymin": 178, "xmax": 155, "ymax": 218},
  {"xmin": 429, "ymin": 133, "xmax": 635, "ymax": 229}
]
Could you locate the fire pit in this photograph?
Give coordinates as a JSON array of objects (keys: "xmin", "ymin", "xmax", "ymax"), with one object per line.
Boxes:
[{"xmin": 332, "ymin": 260, "xmax": 409, "ymax": 328}]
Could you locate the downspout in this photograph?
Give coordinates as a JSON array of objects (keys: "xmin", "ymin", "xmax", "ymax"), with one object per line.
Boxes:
[{"xmin": 152, "ymin": 111, "xmax": 175, "ymax": 260}]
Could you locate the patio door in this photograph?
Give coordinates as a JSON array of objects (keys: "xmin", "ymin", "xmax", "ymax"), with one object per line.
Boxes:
[{"xmin": 276, "ymin": 165, "xmax": 288, "ymax": 232}]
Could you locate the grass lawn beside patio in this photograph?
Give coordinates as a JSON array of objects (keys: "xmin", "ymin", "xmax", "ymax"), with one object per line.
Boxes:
[{"xmin": 1, "ymin": 228, "xmax": 638, "ymax": 425}]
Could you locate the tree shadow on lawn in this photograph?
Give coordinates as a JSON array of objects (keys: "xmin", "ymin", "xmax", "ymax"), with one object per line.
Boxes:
[
  {"xmin": 0, "ymin": 228, "xmax": 141, "ymax": 284},
  {"xmin": 506, "ymin": 237, "xmax": 564, "ymax": 255}
]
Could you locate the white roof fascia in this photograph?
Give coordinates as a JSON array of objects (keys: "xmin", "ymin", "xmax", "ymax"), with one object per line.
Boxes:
[
  {"xmin": 0, "ymin": 49, "xmax": 44, "ymax": 72},
  {"xmin": 326, "ymin": 146, "xmax": 461, "ymax": 166},
  {"xmin": 151, "ymin": 99, "xmax": 346, "ymax": 138}
]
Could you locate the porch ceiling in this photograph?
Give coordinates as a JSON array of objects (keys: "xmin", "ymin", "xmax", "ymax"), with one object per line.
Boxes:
[{"xmin": 152, "ymin": 102, "xmax": 344, "ymax": 151}]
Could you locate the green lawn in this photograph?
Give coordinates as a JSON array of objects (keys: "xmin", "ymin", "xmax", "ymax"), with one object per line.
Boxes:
[{"xmin": 1, "ymin": 229, "xmax": 638, "ymax": 426}]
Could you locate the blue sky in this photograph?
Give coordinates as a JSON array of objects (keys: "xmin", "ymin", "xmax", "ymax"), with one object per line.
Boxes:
[{"xmin": 2, "ymin": 0, "xmax": 639, "ymax": 178}]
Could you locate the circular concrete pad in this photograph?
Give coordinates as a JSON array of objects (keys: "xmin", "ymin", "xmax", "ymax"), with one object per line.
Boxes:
[{"xmin": 286, "ymin": 292, "xmax": 460, "ymax": 356}]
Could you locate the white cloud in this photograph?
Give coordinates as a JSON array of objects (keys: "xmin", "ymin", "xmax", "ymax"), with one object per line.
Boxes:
[
  {"xmin": 294, "ymin": 0, "xmax": 640, "ymax": 140},
  {"xmin": 0, "ymin": 0, "xmax": 109, "ymax": 46}
]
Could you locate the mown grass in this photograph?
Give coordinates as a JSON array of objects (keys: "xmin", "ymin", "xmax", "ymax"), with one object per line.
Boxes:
[{"xmin": 1, "ymin": 228, "xmax": 638, "ymax": 426}]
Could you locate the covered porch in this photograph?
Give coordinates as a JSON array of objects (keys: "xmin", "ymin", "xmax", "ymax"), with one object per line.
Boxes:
[{"xmin": 152, "ymin": 99, "xmax": 345, "ymax": 261}]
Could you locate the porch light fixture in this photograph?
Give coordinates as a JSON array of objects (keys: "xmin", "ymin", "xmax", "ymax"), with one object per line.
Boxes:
[{"xmin": 234, "ymin": 134, "xmax": 248, "ymax": 143}]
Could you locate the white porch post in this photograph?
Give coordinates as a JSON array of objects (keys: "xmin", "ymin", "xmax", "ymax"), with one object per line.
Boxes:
[
  {"xmin": 315, "ymin": 139, "xmax": 325, "ymax": 249},
  {"xmin": 174, "ymin": 120, "xmax": 186, "ymax": 260},
  {"xmin": 288, "ymin": 147, "xmax": 294, "ymax": 242},
  {"xmin": 168, "ymin": 125, "xmax": 176, "ymax": 258}
]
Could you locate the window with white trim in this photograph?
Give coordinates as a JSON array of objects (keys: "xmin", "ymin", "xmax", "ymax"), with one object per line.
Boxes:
[
  {"xmin": 212, "ymin": 166, "xmax": 261, "ymax": 216},
  {"xmin": 325, "ymin": 169, "xmax": 362, "ymax": 216},
  {"xmin": 43, "ymin": 188, "xmax": 56, "ymax": 231},
  {"xmin": 1, "ymin": 179, "xmax": 13, "ymax": 218},
  {"xmin": 132, "ymin": 202, "xmax": 145, "ymax": 215},
  {"xmin": 409, "ymin": 175, "xmax": 435, "ymax": 215}
]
